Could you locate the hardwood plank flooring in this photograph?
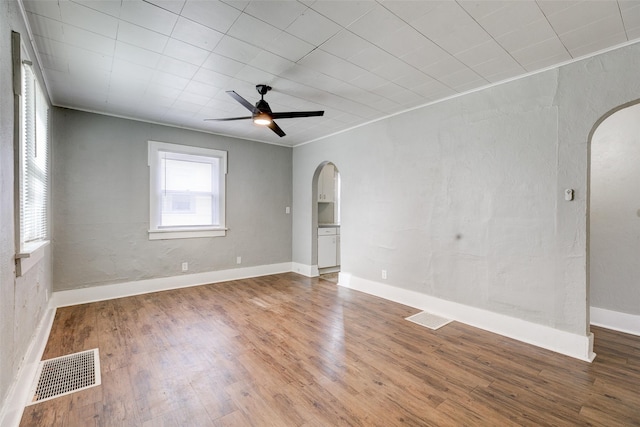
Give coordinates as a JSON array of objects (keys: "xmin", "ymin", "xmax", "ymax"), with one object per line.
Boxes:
[{"xmin": 20, "ymin": 273, "xmax": 640, "ymax": 426}]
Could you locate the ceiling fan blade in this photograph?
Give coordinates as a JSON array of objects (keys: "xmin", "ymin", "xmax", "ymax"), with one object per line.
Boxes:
[
  {"xmin": 268, "ymin": 120, "xmax": 286, "ymax": 137},
  {"xmin": 270, "ymin": 111, "xmax": 324, "ymax": 119},
  {"xmin": 227, "ymin": 90, "xmax": 258, "ymax": 114},
  {"xmin": 204, "ymin": 116, "xmax": 252, "ymax": 121}
]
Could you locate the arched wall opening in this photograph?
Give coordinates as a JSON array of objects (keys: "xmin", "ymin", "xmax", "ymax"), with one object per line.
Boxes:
[
  {"xmin": 311, "ymin": 162, "xmax": 341, "ymax": 275},
  {"xmin": 588, "ymin": 99, "xmax": 640, "ymax": 336}
]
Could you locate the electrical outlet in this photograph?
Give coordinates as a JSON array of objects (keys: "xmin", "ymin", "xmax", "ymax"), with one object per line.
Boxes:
[
  {"xmin": 285, "ymin": 206, "xmax": 291, "ymax": 214},
  {"xmin": 381, "ymin": 270, "xmax": 387, "ymax": 280},
  {"xmin": 236, "ymin": 256, "xmax": 242, "ymax": 264},
  {"xmin": 181, "ymin": 262, "xmax": 188, "ymax": 272}
]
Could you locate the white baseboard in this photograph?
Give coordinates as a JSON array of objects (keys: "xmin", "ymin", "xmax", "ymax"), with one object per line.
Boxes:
[
  {"xmin": 338, "ymin": 272, "xmax": 596, "ymax": 362},
  {"xmin": 0, "ymin": 303, "xmax": 56, "ymax": 427},
  {"xmin": 4, "ymin": 266, "xmax": 608, "ymax": 427},
  {"xmin": 591, "ymin": 306, "xmax": 640, "ymax": 336},
  {"xmin": 1, "ymin": 263, "xmax": 294, "ymax": 427},
  {"xmin": 52, "ymin": 262, "xmax": 293, "ymax": 307},
  {"xmin": 291, "ymin": 262, "xmax": 319, "ymax": 278}
]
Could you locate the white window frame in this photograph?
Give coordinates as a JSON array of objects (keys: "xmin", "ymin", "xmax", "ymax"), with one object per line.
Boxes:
[
  {"xmin": 148, "ymin": 141, "xmax": 227, "ymax": 240},
  {"xmin": 14, "ymin": 36, "xmax": 50, "ymax": 276}
]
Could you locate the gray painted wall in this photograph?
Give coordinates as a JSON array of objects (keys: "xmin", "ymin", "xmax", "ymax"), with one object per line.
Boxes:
[
  {"xmin": 292, "ymin": 42, "xmax": 640, "ymax": 337},
  {"xmin": 0, "ymin": 0, "xmax": 53, "ymax": 414},
  {"xmin": 590, "ymin": 102, "xmax": 640, "ymax": 315},
  {"xmin": 52, "ymin": 108, "xmax": 292, "ymax": 291}
]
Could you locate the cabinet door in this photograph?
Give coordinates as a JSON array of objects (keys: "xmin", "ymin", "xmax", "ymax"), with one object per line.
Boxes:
[
  {"xmin": 318, "ymin": 235, "xmax": 337, "ymax": 268},
  {"xmin": 318, "ymin": 164, "xmax": 335, "ymax": 202},
  {"xmin": 317, "ymin": 167, "xmax": 326, "ymax": 202}
]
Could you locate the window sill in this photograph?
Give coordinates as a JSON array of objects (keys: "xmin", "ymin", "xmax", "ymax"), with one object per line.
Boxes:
[
  {"xmin": 148, "ymin": 228, "xmax": 227, "ymax": 240},
  {"xmin": 16, "ymin": 240, "xmax": 50, "ymax": 276}
]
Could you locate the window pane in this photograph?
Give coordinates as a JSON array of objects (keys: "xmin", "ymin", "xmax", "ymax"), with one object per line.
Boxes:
[
  {"xmin": 162, "ymin": 158, "xmax": 213, "ymax": 192},
  {"xmin": 159, "ymin": 155, "xmax": 217, "ymax": 227},
  {"xmin": 20, "ymin": 63, "xmax": 49, "ymax": 246},
  {"xmin": 161, "ymin": 193, "xmax": 214, "ymax": 226}
]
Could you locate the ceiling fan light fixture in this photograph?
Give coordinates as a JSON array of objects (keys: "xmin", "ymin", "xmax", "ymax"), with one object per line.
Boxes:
[{"xmin": 253, "ymin": 113, "xmax": 271, "ymax": 125}]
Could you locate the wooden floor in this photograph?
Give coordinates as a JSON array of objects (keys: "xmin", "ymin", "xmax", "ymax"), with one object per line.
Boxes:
[{"xmin": 20, "ymin": 273, "xmax": 640, "ymax": 426}]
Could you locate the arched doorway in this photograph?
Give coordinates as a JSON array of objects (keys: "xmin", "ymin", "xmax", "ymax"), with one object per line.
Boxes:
[
  {"xmin": 589, "ymin": 100, "xmax": 640, "ymax": 334},
  {"xmin": 312, "ymin": 162, "xmax": 341, "ymax": 277}
]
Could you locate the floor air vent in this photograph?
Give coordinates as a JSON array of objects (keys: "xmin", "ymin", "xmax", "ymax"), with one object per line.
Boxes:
[
  {"xmin": 406, "ymin": 311, "xmax": 452, "ymax": 330},
  {"xmin": 28, "ymin": 349, "xmax": 101, "ymax": 405}
]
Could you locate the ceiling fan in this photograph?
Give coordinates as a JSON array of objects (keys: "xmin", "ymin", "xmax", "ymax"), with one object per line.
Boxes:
[{"xmin": 205, "ymin": 84, "xmax": 324, "ymax": 137}]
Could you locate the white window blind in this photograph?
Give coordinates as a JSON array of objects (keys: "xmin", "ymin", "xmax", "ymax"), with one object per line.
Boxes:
[
  {"xmin": 20, "ymin": 62, "xmax": 49, "ymax": 247},
  {"xmin": 148, "ymin": 141, "xmax": 227, "ymax": 240}
]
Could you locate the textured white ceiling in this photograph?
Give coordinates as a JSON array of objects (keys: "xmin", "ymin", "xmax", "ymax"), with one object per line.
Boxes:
[{"xmin": 22, "ymin": 0, "xmax": 640, "ymax": 146}]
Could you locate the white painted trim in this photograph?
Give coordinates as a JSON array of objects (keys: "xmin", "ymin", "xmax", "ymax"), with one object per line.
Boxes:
[
  {"xmin": 291, "ymin": 262, "xmax": 319, "ymax": 278},
  {"xmin": 295, "ymin": 39, "xmax": 640, "ymax": 148},
  {"xmin": 148, "ymin": 228, "xmax": 226, "ymax": 240},
  {"xmin": 3, "ymin": 266, "xmax": 610, "ymax": 427},
  {"xmin": 0, "ymin": 303, "xmax": 56, "ymax": 427},
  {"xmin": 50, "ymin": 103, "xmax": 295, "ymax": 148},
  {"xmin": 52, "ymin": 262, "xmax": 293, "ymax": 307},
  {"xmin": 1, "ymin": 263, "xmax": 294, "ymax": 427},
  {"xmin": 15, "ymin": 240, "xmax": 49, "ymax": 276},
  {"xmin": 338, "ymin": 272, "xmax": 596, "ymax": 362},
  {"xmin": 591, "ymin": 306, "xmax": 640, "ymax": 337}
]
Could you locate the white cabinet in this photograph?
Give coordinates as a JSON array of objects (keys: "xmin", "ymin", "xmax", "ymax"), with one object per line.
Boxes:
[
  {"xmin": 318, "ymin": 227, "xmax": 338, "ymax": 268},
  {"xmin": 318, "ymin": 164, "xmax": 335, "ymax": 202}
]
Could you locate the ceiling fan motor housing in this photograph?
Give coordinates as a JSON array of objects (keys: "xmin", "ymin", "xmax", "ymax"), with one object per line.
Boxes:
[
  {"xmin": 256, "ymin": 84, "xmax": 272, "ymax": 96},
  {"xmin": 255, "ymin": 99, "xmax": 272, "ymax": 113}
]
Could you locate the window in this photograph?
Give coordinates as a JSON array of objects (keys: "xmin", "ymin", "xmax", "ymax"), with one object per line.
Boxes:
[
  {"xmin": 14, "ymin": 35, "xmax": 50, "ymax": 275},
  {"xmin": 148, "ymin": 141, "xmax": 227, "ymax": 240},
  {"xmin": 20, "ymin": 62, "xmax": 49, "ymax": 247}
]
